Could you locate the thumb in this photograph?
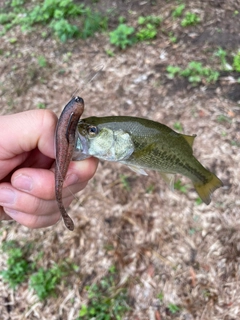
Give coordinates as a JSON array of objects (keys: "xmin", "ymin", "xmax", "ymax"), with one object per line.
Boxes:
[{"xmin": 0, "ymin": 109, "xmax": 58, "ymax": 160}]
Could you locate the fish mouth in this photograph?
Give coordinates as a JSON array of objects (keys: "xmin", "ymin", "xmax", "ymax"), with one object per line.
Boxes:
[{"xmin": 72, "ymin": 131, "xmax": 90, "ymax": 160}]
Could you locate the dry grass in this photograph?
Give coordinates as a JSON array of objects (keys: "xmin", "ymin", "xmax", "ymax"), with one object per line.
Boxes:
[{"xmin": 1, "ymin": 0, "xmax": 240, "ymax": 319}]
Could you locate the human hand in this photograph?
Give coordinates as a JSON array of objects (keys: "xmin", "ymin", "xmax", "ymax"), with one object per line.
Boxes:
[{"xmin": 0, "ymin": 109, "xmax": 98, "ymax": 228}]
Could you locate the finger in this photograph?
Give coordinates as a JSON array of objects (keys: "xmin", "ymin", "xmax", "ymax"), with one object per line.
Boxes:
[
  {"xmin": 0, "ymin": 182, "xmax": 77, "ymax": 215},
  {"xmin": 2, "ymin": 194, "xmax": 75, "ymax": 229},
  {"xmin": 19, "ymin": 148, "xmax": 54, "ymax": 170},
  {"xmin": 0, "ymin": 109, "xmax": 57, "ymax": 161},
  {"xmin": 67, "ymin": 157, "xmax": 99, "ymax": 182},
  {"xmin": 11, "ymin": 157, "xmax": 98, "ymax": 200},
  {"xmin": 0, "ymin": 207, "xmax": 12, "ymax": 221},
  {"xmin": 3, "ymin": 208, "xmax": 61, "ymax": 229}
]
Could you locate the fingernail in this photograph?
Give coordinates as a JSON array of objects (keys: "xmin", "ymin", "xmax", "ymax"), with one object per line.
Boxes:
[
  {"xmin": 13, "ymin": 174, "xmax": 33, "ymax": 192},
  {"xmin": 0, "ymin": 188, "xmax": 16, "ymax": 205},
  {"xmin": 65, "ymin": 174, "xmax": 79, "ymax": 186}
]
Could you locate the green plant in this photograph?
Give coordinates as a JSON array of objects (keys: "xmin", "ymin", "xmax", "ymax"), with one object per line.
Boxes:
[
  {"xmin": 11, "ymin": 0, "xmax": 25, "ymax": 7},
  {"xmin": 109, "ymin": 24, "xmax": 136, "ymax": 49},
  {"xmin": 167, "ymin": 61, "xmax": 219, "ymax": 85},
  {"xmin": 195, "ymin": 197, "xmax": 203, "ymax": 205},
  {"xmin": 157, "ymin": 292, "xmax": 164, "ymax": 301},
  {"xmin": 138, "ymin": 15, "xmax": 161, "ymax": 26},
  {"xmin": 233, "ymin": 51, "xmax": 240, "ymax": 72},
  {"xmin": 79, "ymin": 7, "xmax": 108, "ymax": 39},
  {"xmin": 37, "ymin": 102, "xmax": 46, "ymax": 109},
  {"xmin": 216, "ymin": 114, "xmax": 232, "ymax": 123},
  {"xmin": 0, "ymin": 241, "xmax": 34, "ymax": 288},
  {"xmin": 105, "ymin": 49, "xmax": 115, "ymax": 57},
  {"xmin": 137, "ymin": 23, "xmax": 157, "ymax": 41},
  {"xmin": 118, "ymin": 16, "xmax": 126, "ymax": 24},
  {"xmin": 0, "ymin": 0, "xmax": 107, "ymax": 42},
  {"xmin": 0, "ymin": 240, "xmax": 76, "ymax": 301},
  {"xmin": 29, "ymin": 263, "xmax": 67, "ymax": 300},
  {"xmin": 9, "ymin": 37, "xmax": 17, "ymax": 44},
  {"xmin": 174, "ymin": 179, "xmax": 188, "ymax": 193},
  {"xmin": 172, "ymin": 4, "xmax": 185, "ymax": 18},
  {"xmin": 37, "ymin": 55, "xmax": 47, "ymax": 68},
  {"xmin": 0, "ymin": 12, "xmax": 15, "ymax": 25},
  {"xmin": 50, "ymin": 18, "xmax": 79, "ymax": 42},
  {"xmin": 169, "ymin": 31, "xmax": 177, "ymax": 43},
  {"xmin": 146, "ymin": 184, "xmax": 155, "ymax": 194},
  {"xmin": 180, "ymin": 61, "xmax": 203, "ymax": 83},
  {"xmin": 173, "ymin": 121, "xmax": 183, "ymax": 132},
  {"xmin": 25, "ymin": 0, "xmax": 84, "ymax": 25},
  {"xmin": 120, "ymin": 174, "xmax": 131, "ymax": 191},
  {"xmin": 166, "ymin": 65, "xmax": 181, "ymax": 79},
  {"xmin": 214, "ymin": 47, "xmax": 231, "ymax": 70},
  {"xmin": 214, "ymin": 47, "xmax": 227, "ymax": 65},
  {"xmin": 231, "ymin": 140, "xmax": 240, "ymax": 147},
  {"xmin": 137, "ymin": 15, "xmax": 161, "ymax": 41},
  {"xmin": 78, "ymin": 267, "xmax": 130, "ymax": 319},
  {"xmin": 188, "ymin": 228, "xmax": 196, "ymax": 235},
  {"xmin": 168, "ymin": 303, "xmax": 181, "ymax": 314},
  {"xmin": 181, "ymin": 12, "xmax": 200, "ymax": 27}
]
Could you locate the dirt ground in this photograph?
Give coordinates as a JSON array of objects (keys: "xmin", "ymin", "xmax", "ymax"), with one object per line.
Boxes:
[{"xmin": 0, "ymin": 0, "xmax": 240, "ymax": 319}]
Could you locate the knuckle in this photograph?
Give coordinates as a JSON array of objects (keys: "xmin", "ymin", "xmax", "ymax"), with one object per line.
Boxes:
[
  {"xmin": 31, "ymin": 196, "xmax": 45, "ymax": 215},
  {"xmin": 25, "ymin": 215, "xmax": 40, "ymax": 229}
]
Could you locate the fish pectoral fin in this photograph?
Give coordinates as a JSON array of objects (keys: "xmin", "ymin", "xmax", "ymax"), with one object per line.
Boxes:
[
  {"xmin": 127, "ymin": 165, "xmax": 148, "ymax": 176},
  {"xmin": 182, "ymin": 134, "xmax": 196, "ymax": 148},
  {"xmin": 72, "ymin": 152, "xmax": 91, "ymax": 161},
  {"xmin": 159, "ymin": 173, "xmax": 175, "ymax": 191}
]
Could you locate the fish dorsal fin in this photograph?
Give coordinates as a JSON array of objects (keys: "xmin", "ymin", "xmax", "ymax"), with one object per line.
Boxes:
[
  {"xmin": 159, "ymin": 173, "xmax": 175, "ymax": 191},
  {"xmin": 182, "ymin": 134, "xmax": 196, "ymax": 148}
]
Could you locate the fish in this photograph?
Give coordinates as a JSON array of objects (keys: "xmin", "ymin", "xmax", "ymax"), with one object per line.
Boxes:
[
  {"xmin": 55, "ymin": 96, "xmax": 84, "ymax": 231},
  {"xmin": 74, "ymin": 116, "xmax": 223, "ymax": 204}
]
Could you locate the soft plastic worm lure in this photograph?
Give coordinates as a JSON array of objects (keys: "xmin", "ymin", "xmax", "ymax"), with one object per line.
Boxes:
[{"xmin": 55, "ymin": 96, "xmax": 84, "ymax": 231}]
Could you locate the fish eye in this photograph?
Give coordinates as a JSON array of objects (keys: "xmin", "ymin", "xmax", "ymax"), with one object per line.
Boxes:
[{"xmin": 88, "ymin": 125, "xmax": 98, "ymax": 136}]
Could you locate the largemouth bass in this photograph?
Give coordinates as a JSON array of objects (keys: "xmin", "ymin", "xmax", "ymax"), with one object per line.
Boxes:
[{"xmin": 74, "ymin": 116, "xmax": 223, "ymax": 204}]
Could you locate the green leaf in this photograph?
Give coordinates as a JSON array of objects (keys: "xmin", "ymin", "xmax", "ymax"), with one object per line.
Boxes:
[
  {"xmin": 233, "ymin": 52, "xmax": 240, "ymax": 72},
  {"xmin": 166, "ymin": 65, "xmax": 181, "ymax": 78},
  {"xmin": 181, "ymin": 12, "xmax": 200, "ymax": 27},
  {"xmin": 109, "ymin": 24, "xmax": 136, "ymax": 49},
  {"xmin": 172, "ymin": 4, "xmax": 185, "ymax": 18},
  {"xmin": 79, "ymin": 305, "xmax": 88, "ymax": 317}
]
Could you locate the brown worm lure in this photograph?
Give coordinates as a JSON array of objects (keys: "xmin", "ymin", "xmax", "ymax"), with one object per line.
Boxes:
[{"xmin": 55, "ymin": 96, "xmax": 84, "ymax": 230}]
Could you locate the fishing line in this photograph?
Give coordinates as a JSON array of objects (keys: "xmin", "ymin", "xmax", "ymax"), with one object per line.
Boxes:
[
  {"xmin": 55, "ymin": 75, "xmax": 154, "ymax": 241},
  {"xmin": 55, "ymin": 63, "xmax": 159, "ymax": 297},
  {"xmin": 70, "ymin": 64, "xmax": 105, "ymax": 98}
]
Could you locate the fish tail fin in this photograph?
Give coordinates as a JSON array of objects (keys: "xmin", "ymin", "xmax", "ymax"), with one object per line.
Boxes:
[{"xmin": 194, "ymin": 173, "xmax": 223, "ymax": 205}]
